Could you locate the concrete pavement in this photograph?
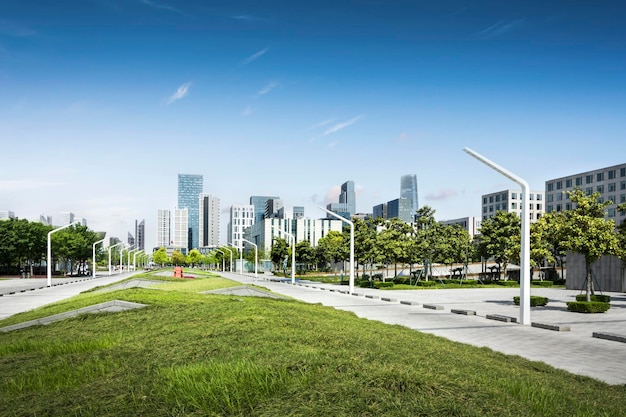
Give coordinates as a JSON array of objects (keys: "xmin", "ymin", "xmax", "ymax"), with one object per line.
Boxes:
[{"xmin": 217, "ymin": 271, "xmax": 626, "ymax": 385}]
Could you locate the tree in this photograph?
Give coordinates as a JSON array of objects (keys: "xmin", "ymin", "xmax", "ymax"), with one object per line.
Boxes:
[
  {"xmin": 476, "ymin": 211, "xmax": 521, "ymax": 280},
  {"xmin": 171, "ymin": 250, "xmax": 186, "ymax": 266},
  {"xmin": 295, "ymin": 240, "xmax": 315, "ymax": 272},
  {"xmin": 316, "ymin": 231, "xmax": 346, "ymax": 274},
  {"xmin": 376, "ymin": 218, "xmax": 413, "ymax": 277},
  {"xmin": 353, "ymin": 218, "xmax": 380, "ymax": 278},
  {"xmin": 414, "ymin": 206, "xmax": 443, "ymax": 280},
  {"xmin": 561, "ymin": 190, "xmax": 620, "ymax": 301},
  {"xmin": 52, "ymin": 224, "xmax": 101, "ymax": 275},
  {"xmin": 529, "ymin": 212, "xmax": 566, "ymax": 278},
  {"xmin": 270, "ymin": 238, "xmax": 290, "ymax": 272},
  {"xmin": 153, "ymin": 247, "xmax": 168, "ymax": 267},
  {"xmin": 186, "ymin": 249, "xmax": 203, "ymax": 267}
]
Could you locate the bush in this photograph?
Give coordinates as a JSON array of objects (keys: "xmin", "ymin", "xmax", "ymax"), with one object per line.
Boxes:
[
  {"xmin": 359, "ymin": 280, "xmax": 373, "ymax": 288},
  {"xmin": 497, "ymin": 281, "xmax": 518, "ymax": 287},
  {"xmin": 575, "ymin": 294, "xmax": 611, "ymax": 303},
  {"xmin": 374, "ymin": 281, "xmax": 394, "ymax": 289},
  {"xmin": 416, "ymin": 281, "xmax": 436, "ymax": 287},
  {"xmin": 531, "ymin": 280, "xmax": 554, "ymax": 287},
  {"xmin": 566, "ymin": 301, "xmax": 611, "ymax": 313},
  {"xmin": 513, "ymin": 296, "xmax": 548, "ymax": 307},
  {"xmin": 393, "ymin": 276, "xmax": 411, "ymax": 285}
]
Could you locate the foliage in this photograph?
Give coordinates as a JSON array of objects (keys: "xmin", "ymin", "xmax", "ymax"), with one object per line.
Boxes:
[
  {"xmin": 513, "ymin": 296, "xmax": 548, "ymax": 307},
  {"xmin": 575, "ymin": 294, "xmax": 611, "ymax": 303},
  {"xmin": 152, "ymin": 247, "xmax": 169, "ymax": 266},
  {"xmin": 170, "ymin": 250, "xmax": 186, "ymax": 266},
  {"xmin": 270, "ymin": 237, "xmax": 290, "ymax": 271},
  {"xmin": 0, "ymin": 218, "xmax": 52, "ymax": 275},
  {"xmin": 476, "ymin": 211, "xmax": 521, "ymax": 280},
  {"xmin": 186, "ymin": 249, "xmax": 203, "ymax": 267},
  {"xmin": 295, "ymin": 240, "xmax": 316, "ymax": 271},
  {"xmin": 566, "ymin": 301, "xmax": 611, "ymax": 313}
]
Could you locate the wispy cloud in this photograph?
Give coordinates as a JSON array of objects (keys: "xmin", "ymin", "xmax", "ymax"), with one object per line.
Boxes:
[
  {"xmin": 257, "ymin": 81, "xmax": 279, "ymax": 96},
  {"xmin": 323, "ymin": 115, "xmax": 363, "ymax": 136},
  {"xmin": 242, "ymin": 48, "xmax": 268, "ymax": 65},
  {"xmin": 139, "ymin": 0, "xmax": 184, "ymax": 15},
  {"xmin": 168, "ymin": 81, "xmax": 191, "ymax": 104},
  {"xmin": 478, "ymin": 19, "xmax": 525, "ymax": 38},
  {"xmin": 426, "ymin": 189, "xmax": 458, "ymax": 201},
  {"xmin": 308, "ymin": 118, "xmax": 335, "ymax": 130}
]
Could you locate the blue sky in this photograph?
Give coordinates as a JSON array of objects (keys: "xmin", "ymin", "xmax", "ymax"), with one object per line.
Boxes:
[{"xmin": 2, "ymin": 1, "xmax": 626, "ymax": 246}]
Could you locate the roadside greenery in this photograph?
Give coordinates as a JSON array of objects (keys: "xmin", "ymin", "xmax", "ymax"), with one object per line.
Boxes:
[{"xmin": 0, "ymin": 271, "xmax": 625, "ymax": 416}]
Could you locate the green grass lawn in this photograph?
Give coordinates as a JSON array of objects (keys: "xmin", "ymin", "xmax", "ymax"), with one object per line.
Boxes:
[{"xmin": 0, "ymin": 272, "xmax": 624, "ymax": 416}]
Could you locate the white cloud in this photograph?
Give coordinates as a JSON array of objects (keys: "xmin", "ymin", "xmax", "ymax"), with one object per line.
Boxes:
[
  {"xmin": 323, "ymin": 115, "xmax": 363, "ymax": 136},
  {"xmin": 242, "ymin": 48, "xmax": 268, "ymax": 65},
  {"xmin": 168, "ymin": 81, "xmax": 191, "ymax": 104},
  {"xmin": 257, "ymin": 81, "xmax": 279, "ymax": 96},
  {"xmin": 478, "ymin": 19, "xmax": 525, "ymax": 38}
]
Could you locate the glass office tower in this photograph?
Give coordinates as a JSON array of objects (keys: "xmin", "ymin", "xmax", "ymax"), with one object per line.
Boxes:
[
  {"xmin": 400, "ymin": 174, "xmax": 418, "ymax": 219},
  {"xmin": 177, "ymin": 174, "xmax": 203, "ymax": 250}
]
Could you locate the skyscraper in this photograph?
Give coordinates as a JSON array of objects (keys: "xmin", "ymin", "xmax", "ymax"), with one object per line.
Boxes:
[
  {"xmin": 250, "ymin": 196, "xmax": 280, "ymax": 223},
  {"xmin": 228, "ymin": 205, "xmax": 254, "ymax": 249},
  {"xmin": 400, "ymin": 174, "xmax": 418, "ymax": 219},
  {"xmin": 173, "ymin": 208, "xmax": 189, "ymax": 254},
  {"xmin": 178, "ymin": 174, "xmax": 203, "ymax": 250},
  {"xmin": 135, "ymin": 219, "xmax": 145, "ymax": 251},
  {"xmin": 199, "ymin": 193, "xmax": 220, "ymax": 247},
  {"xmin": 156, "ymin": 209, "xmax": 171, "ymax": 248},
  {"xmin": 327, "ymin": 180, "xmax": 355, "ymax": 219}
]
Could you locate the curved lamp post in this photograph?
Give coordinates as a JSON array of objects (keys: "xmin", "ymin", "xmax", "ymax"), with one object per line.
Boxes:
[
  {"xmin": 47, "ymin": 221, "xmax": 80, "ymax": 287},
  {"xmin": 242, "ymin": 238, "xmax": 258, "ymax": 279},
  {"xmin": 319, "ymin": 207, "xmax": 354, "ymax": 294},
  {"xmin": 463, "ymin": 147, "xmax": 531, "ymax": 325},
  {"xmin": 133, "ymin": 250, "xmax": 144, "ymax": 271},
  {"xmin": 272, "ymin": 225, "xmax": 295, "ymax": 285},
  {"xmin": 108, "ymin": 242, "xmax": 125, "ymax": 276},
  {"xmin": 215, "ymin": 248, "xmax": 226, "ymax": 271},
  {"xmin": 223, "ymin": 245, "xmax": 234, "ymax": 272},
  {"xmin": 92, "ymin": 238, "xmax": 106, "ymax": 279}
]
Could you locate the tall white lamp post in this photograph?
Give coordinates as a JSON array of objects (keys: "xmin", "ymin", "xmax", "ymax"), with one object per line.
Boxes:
[
  {"xmin": 271, "ymin": 225, "xmax": 296, "ymax": 285},
  {"xmin": 133, "ymin": 250, "xmax": 144, "ymax": 271},
  {"xmin": 242, "ymin": 238, "xmax": 258, "ymax": 279},
  {"xmin": 127, "ymin": 247, "xmax": 140, "ymax": 270},
  {"xmin": 92, "ymin": 238, "xmax": 106, "ymax": 279},
  {"xmin": 215, "ymin": 248, "xmax": 226, "ymax": 271},
  {"xmin": 223, "ymin": 245, "xmax": 234, "ymax": 272},
  {"xmin": 319, "ymin": 207, "xmax": 354, "ymax": 294},
  {"xmin": 108, "ymin": 242, "xmax": 125, "ymax": 276},
  {"xmin": 463, "ymin": 147, "xmax": 531, "ymax": 325},
  {"xmin": 47, "ymin": 221, "xmax": 80, "ymax": 287}
]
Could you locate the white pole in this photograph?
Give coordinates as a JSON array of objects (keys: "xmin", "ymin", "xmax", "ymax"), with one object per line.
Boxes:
[
  {"xmin": 242, "ymin": 238, "xmax": 258, "ymax": 279},
  {"xmin": 463, "ymin": 147, "xmax": 531, "ymax": 325},
  {"xmin": 108, "ymin": 242, "xmax": 124, "ymax": 276},
  {"xmin": 47, "ymin": 221, "xmax": 80, "ymax": 287},
  {"xmin": 224, "ymin": 245, "xmax": 234, "ymax": 272},
  {"xmin": 133, "ymin": 250, "xmax": 144, "ymax": 271},
  {"xmin": 215, "ymin": 248, "xmax": 226, "ymax": 271},
  {"xmin": 319, "ymin": 207, "xmax": 354, "ymax": 294},
  {"xmin": 92, "ymin": 238, "xmax": 106, "ymax": 279}
]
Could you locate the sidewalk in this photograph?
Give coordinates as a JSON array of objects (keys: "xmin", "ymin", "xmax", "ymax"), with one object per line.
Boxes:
[
  {"xmin": 217, "ymin": 271, "xmax": 626, "ymax": 385},
  {"xmin": 0, "ymin": 272, "xmax": 139, "ymax": 320}
]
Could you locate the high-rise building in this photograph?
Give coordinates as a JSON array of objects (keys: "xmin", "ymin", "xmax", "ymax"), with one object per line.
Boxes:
[
  {"xmin": 0, "ymin": 210, "xmax": 15, "ymax": 220},
  {"xmin": 127, "ymin": 231, "xmax": 135, "ymax": 247},
  {"xmin": 173, "ymin": 208, "xmax": 189, "ymax": 254},
  {"xmin": 400, "ymin": 174, "xmax": 419, "ymax": 219},
  {"xmin": 177, "ymin": 174, "xmax": 203, "ymax": 251},
  {"xmin": 57, "ymin": 211, "xmax": 75, "ymax": 226},
  {"xmin": 373, "ymin": 203, "xmax": 387, "ymax": 220},
  {"xmin": 248, "ymin": 217, "xmax": 343, "ymax": 253},
  {"xmin": 156, "ymin": 209, "xmax": 171, "ymax": 248},
  {"xmin": 250, "ymin": 196, "xmax": 280, "ymax": 223},
  {"xmin": 199, "ymin": 193, "xmax": 220, "ymax": 247},
  {"xmin": 265, "ymin": 198, "xmax": 284, "ymax": 219},
  {"xmin": 293, "ymin": 206, "xmax": 305, "ymax": 219},
  {"xmin": 481, "ymin": 189, "xmax": 545, "ymax": 223},
  {"xmin": 135, "ymin": 219, "xmax": 145, "ymax": 251},
  {"xmin": 545, "ymin": 163, "xmax": 626, "ymax": 226},
  {"xmin": 326, "ymin": 180, "xmax": 355, "ymax": 219},
  {"xmin": 228, "ymin": 205, "xmax": 254, "ymax": 249},
  {"xmin": 387, "ymin": 198, "xmax": 413, "ymax": 223}
]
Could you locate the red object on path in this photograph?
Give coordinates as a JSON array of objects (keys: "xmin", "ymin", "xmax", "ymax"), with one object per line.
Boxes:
[{"xmin": 173, "ymin": 267, "xmax": 183, "ymax": 278}]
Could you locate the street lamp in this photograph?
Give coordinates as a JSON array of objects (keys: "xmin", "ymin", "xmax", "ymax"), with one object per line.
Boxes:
[
  {"xmin": 271, "ymin": 225, "xmax": 296, "ymax": 285},
  {"xmin": 108, "ymin": 242, "xmax": 125, "ymax": 276},
  {"xmin": 223, "ymin": 245, "xmax": 234, "ymax": 272},
  {"xmin": 463, "ymin": 147, "xmax": 531, "ymax": 325},
  {"xmin": 92, "ymin": 238, "xmax": 106, "ymax": 279},
  {"xmin": 47, "ymin": 221, "xmax": 81, "ymax": 287},
  {"xmin": 319, "ymin": 207, "xmax": 354, "ymax": 294},
  {"xmin": 242, "ymin": 238, "xmax": 258, "ymax": 279},
  {"xmin": 133, "ymin": 250, "xmax": 144, "ymax": 271},
  {"xmin": 214, "ymin": 248, "xmax": 226, "ymax": 271},
  {"xmin": 128, "ymin": 247, "xmax": 140, "ymax": 270}
]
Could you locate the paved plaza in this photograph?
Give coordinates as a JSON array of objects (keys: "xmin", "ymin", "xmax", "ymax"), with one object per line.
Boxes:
[{"xmin": 1, "ymin": 271, "xmax": 625, "ymax": 385}]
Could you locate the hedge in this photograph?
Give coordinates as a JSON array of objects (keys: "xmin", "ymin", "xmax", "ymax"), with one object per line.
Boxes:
[
  {"xmin": 531, "ymin": 280, "xmax": 554, "ymax": 287},
  {"xmin": 374, "ymin": 281, "xmax": 394, "ymax": 289},
  {"xmin": 575, "ymin": 294, "xmax": 611, "ymax": 303},
  {"xmin": 566, "ymin": 301, "xmax": 611, "ymax": 313},
  {"xmin": 513, "ymin": 295, "xmax": 549, "ymax": 307}
]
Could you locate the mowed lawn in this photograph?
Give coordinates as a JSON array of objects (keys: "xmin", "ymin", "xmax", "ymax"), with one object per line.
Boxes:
[{"xmin": 0, "ymin": 272, "xmax": 624, "ymax": 416}]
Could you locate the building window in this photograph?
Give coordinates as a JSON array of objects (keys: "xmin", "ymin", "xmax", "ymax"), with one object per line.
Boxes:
[
  {"xmin": 586, "ymin": 187, "xmax": 593, "ymax": 195},
  {"xmin": 608, "ymin": 208, "xmax": 616, "ymax": 217},
  {"xmin": 547, "ymin": 183, "xmax": 554, "ymax": 191},
  {"xmin": 609, "ymin": 170, "xmax": 616, "ymax": 180},
  {"xmin": 575, "ymin": 177, "xmax": 582, "ymax": 186},
  {"xmin": 483, "ymin": 206, "xmax": 487, "ymax": 213},
  {"xmin": 495, "ymin": 194, "xmax": 500, "ymax": 202},
  {"xmin": 511, "ymin": 202, "xmax": 517, "ymax": 210},
  {"xmin": 547, "ymin": 194, "xmax": 553, "ymax": 202},
  {"xmin": 621, "ymin": 167, "xmax": 626, "ymax": 177},
  {"xmin": 597, "ymin": 196, "xmax": 604, "ymax": 203},
  {"xmin": 597, "ymin": 185, "xmax": 604, "ymax": 193},
  {"xmin": 483, "ymin": 197, "xmax": 487, "ymax": 204},
  {"xmin": 621, "ymin": 181, "xmax": 626, "ymax": 190},
  {"xmin": 586, "ymin": 175, "xmax": 593, "ymax": 184},
  {"xmin": 608, "ymin": 195, "xmax": 616, "ymax": 204},
  {"xmin": 566, "ymin": 203, "xmax": 572, "ymax": 210},
  {"xmin": 511, "ymin": 192, "xmax": 517, "ymax": 199},
  {"xmin": 621, "ymin": 194, "xmax": 626, "ymax": 203},
  {"xmin": 489, "ymin": 196, "xmax": 494, "ymax": 203},
  {"xmin": 530, "ymin": 194, "xmax": 534, "ymax": 200},
  {"xmin": 502, "ymin": 193, "xmax": 508, "ymax": 201},
  {"xmin": 597, "ymin": 172, "xmax": 604, "ymax": 182},
  {"xmin": 556, "ymin": 204, "xmax": 562, "ymax": 212},
  {"xmin": 547, "ymin": 205, "xmax": 553, "ymax": 213},
  {"xmin": 609, "ymin": 183, "xmax": 616, "ymax": 192},
  {"xmin": 556, "ymin": 193, "xmax": 563, "ymax": 201},
  {"xmin": 556, "ymin": 181, "xmax": 562, "ymax": 190},
  {"xmin": 536, "ymin": 194, "xmax": 542, "ymax": 201},
  {"xmin": 536, "ymin": 204, "xmax": 542, "ymax": 210},
  {"xmin": 489, "ymin": 206, "xmax": 494, "ymax": 212},
  {"xmin": 566, "ymin": 179, "xmax": 572, "ymax": 188}
]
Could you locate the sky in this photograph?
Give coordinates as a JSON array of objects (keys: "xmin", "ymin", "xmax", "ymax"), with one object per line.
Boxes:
[{"xmin": 2, "ymin": 0, "xmax": 626, "ymax": 247}]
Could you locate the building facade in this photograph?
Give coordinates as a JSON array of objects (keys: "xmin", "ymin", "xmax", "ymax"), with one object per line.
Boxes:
[
  {"xmin": 250, "ymin": 196, "xmax": 279, "ymax": 223},
  {"xmin": 248, "ymin": 217, "xmax": 343, "ymax": 253},
  {"xmin": 135, "ymin": 219, "xmax": 145, "ymax": 251},
  {"xmin": 0, "ymin": 210, "xmax": 15, "ymax": 220},
  {"xmin": 177, "ymin": 174, "xmax": 203, "ymax": 250},
  {"xmin": 172, "ymin": 208, "xmax": 189, "ymax": 254},
  {"xmin": 481, "ymin": 189, "xmax": 545, "ymax": 222},
  {"xmin": 199, "ymin": 193, "xmax": 220, "ymax": 247},
  {"xmin": 440, "ymin": 216, "xmax": 481, "ymax": 238},
  {"xmin": 400, "ymin": 174, "xmax": 419, "ymax": 219},
  {"xmin": 544, "ymin": 163, "xmax": 626, "ymax": 226},
  {"xmin": 228, "ymin": 205, "xmax": 255, "ymax": 249},
  {"xmin": 387, "ymin": 198, "xmax": 413, "ymax": 223},
  {"xmin": 326, "ymin": 180, "xmax": 356, "ymax": 219},
  {"xmin": 156, "ymin": 209, "xmax": 171, "ymax": 248}
]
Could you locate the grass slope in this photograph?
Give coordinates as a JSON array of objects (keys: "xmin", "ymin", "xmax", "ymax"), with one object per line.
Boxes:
[{"xmin": 0, "ymin": 273, "xmax": 624, "ymax": 416}]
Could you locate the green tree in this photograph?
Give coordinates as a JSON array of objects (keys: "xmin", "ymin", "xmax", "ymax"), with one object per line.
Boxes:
[
  {"xmin": 52, "ymin": 224, "xmax": 101, "ymax": 275},
  {"xmin": 562, "ymin": 190, "xmax": 620, "ymax": 301},
  {"xmin": 171, "ymin": 250, "xmax": 186, "ymax": 266},
  {"xmin": 295, "ymin": 240, "xmax": 315, "ymax": 273},
  {"xmin": 476, "ymin": 211, "xmax": 521, "ymax": 280},
  {"xmin": 353, "ymin": 218, "xmax": 380, "ymax": 278},
  {"xmin": 153, "ymin": 247, "xmax": 168, "ymax": 267},
  {"xmin": 270, "ymin": 238, "xmax": 290, "ymax": 273},
  {"xmin": 414, "ymin": 206, "xmax": 443, "ymax": 280},
  {"xmin": 186, "ymin": 249, "xmax": 203, "ymax": 267},
  {"xmin": 377, "ymin": 218, "xmax": 413, "ymax": 277},
  {"xmin": 316, "ymin": 231, "xmax": 346, "ymax": 274}
]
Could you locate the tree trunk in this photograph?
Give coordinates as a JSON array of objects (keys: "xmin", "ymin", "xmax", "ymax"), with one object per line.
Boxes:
[{"xmin": 586, "ymin": 262, "xmax": 592, "ymax": 302}]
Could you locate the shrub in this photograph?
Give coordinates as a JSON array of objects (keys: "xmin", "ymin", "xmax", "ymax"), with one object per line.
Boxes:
[
  {"xmin": 575, "ymin": 294, "xmax": 611, "ymax": 303},
  {"xmin": 374, "ymin": 281, "xmax": 394, "ymax": 289},
  {"xmin": 394, "ymin": 277, "xmax": 411, "ymax": 285},
  {"xmin": 513, "ymin": 296, "xmax": 548, "ymax": 307},
  {"xmin": 531, "ymin": 280, "xmax": 554, "ymax": 287},
  {"xmin": 497, "ymin": 281, "xmax": 518, "ymax": 287},
  {"xmin": 416, "ymin": 281, "xmax": 436, "ymax": 287},
  {"xmin": 566, "ymin": 301, "xmax": 610, "ymax": 313},
  {"xmin": 359, "ymin": 280, "xmax": 373, "ymax": 288}
]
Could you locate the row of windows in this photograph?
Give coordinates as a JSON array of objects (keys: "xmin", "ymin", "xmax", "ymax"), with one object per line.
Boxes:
[
  {"xmin": 482, "ymin": 193, "xmax": 542, "ymax": 204},
  {"xmin": 483, "ymin": 203, "xmax": 543, "ymax": 213},
  {"xmin": 482, "ymin": 212, "xmax": 543, "ymax": 221},
  {"xmin": 548, "ymin": 192, "xmax": 626, "ymax": 204},
  {"xmin": 547, "ymin": 203, "xmax": 625, "ymax": 217},
  {"xmin": 547, "ymin": 168, "xmax": 626, "ymax": 191}
]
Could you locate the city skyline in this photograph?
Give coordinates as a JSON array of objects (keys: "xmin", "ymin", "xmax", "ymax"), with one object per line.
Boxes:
[{"xmin": 2, "ymin": 1, "xmax": 626, "ymax": 247}]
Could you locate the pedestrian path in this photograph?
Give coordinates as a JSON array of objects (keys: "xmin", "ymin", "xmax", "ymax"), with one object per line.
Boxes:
[{"xmin": 218, "ymin": 272, "xmax": 626, "ymax": 385}]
